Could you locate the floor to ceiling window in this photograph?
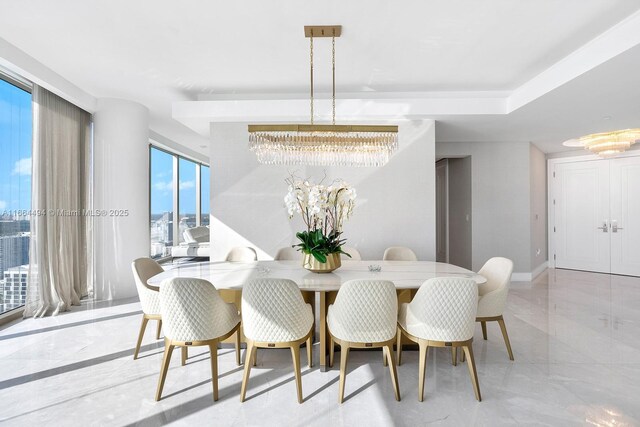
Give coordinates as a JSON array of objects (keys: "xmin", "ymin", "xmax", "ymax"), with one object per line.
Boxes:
[
  {"xmin": 0, "ymin": 76, "xmax": 32, "ymax": 315},
  {"xmin": 178, "ymin": 158, "xmax": 197, "ymax": 243},
  {"xmin": 149, "ymin": 146, "xmax": 209, "ymax": 258},
  {"xmin": 149, "ymin": 147, "xmax": 175, "ymax": 259}
]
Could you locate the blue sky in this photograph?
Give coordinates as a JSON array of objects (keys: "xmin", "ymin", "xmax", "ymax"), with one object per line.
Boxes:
[
  {"xmin": 0, "ymin": 79, "xmax": 31, "ymax": 213},
  {"xmin": 150, "ymin": 147, "xmax": 209, "ymax": 215}
]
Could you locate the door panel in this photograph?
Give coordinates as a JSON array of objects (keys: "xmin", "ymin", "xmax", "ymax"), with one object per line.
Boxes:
[
  {"xmin": 610, "ymin": 157, "xmax": 640, "ymax": 276},
  {"xmin": 435, "ymin": 160, "xmax": 448, "ymax": 263},
  {"xmin": 555, "ymin": 161, "xmax": 610, "ymax": 273}
]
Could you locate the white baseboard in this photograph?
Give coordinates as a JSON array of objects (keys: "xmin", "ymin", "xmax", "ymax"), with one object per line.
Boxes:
[
  {"xmin": 531, "ymin": 261, "xmax": 549, "ymax": 279},
  {"xmin": 511, "ymin": 261, "xmax": 548, "ymax": 282}
]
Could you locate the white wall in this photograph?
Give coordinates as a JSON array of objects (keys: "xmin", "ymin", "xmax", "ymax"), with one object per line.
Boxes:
[
  {"xmin": 530, "ymin": 145, "xmax": 547, "ymax": 271},
  {"xmin": 94, "ymin": 98, "xmax": 150, "ymax": 300},
  {"xmin": 210, "ymin": 120, "xmax": 436, "ymax": 261},
  {"xmin": 436, "ymin": 141, "xmax": 534, "ymax": 274}
]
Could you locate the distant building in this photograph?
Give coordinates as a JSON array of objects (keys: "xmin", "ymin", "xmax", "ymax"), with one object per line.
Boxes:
[
  {"xmin": 150, "ymin": 212, "xmax": 173, "ymax": 258},
  {"xmin": 0, "ymin": 221, "xmax": 18, "ymax": 237},
  {"xmin": 0, "ymin": 220, "xmax": 30, "ymax": 236},
  {"xmin": 159, "ymin": 211, "xmax": 173, "ymax": 245},
  {"xmin": 0, "ymin": 234, "xmax": 30, "ymax": 276},
  {"xmin": 1, "ymin": 264, "xmax": 28, "ymax": 311}
]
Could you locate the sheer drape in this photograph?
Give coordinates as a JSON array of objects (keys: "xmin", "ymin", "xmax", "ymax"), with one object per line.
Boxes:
[{"xmin": 24, "ymin": 85, "xmax": 92, "ymax": 317}]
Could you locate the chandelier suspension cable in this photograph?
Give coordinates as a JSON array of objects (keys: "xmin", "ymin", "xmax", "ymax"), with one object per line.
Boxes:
[
  {"xmin": 310, "ymin": 33, "xmax": 314, "ymax": 125},
  {"xmin": 332, "ymin": 31, "xmax": 336, "ymax": 125}
]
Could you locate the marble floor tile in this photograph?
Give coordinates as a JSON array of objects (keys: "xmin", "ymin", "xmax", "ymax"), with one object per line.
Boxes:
[{"xmin": 1, "ymin": 269, "xmax": 639, "ymax": 426}]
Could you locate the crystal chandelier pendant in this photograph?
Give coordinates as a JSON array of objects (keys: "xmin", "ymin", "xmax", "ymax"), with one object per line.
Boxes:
[
  {"xmin": 563, "ymin": 128, "xmax": 640, "ymax": 158},
  {"xmin": 248, "ymin": 26, "xmax": 398, "ymax": 167},
  {"xmin": 249, "ymin": 125, "xmax": 398, "ymax": 167}
]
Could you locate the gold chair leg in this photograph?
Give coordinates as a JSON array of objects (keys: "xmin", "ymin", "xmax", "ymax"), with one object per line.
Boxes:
[
  {"xmin": 155, "ymin": 341, "xmax": 174, "ymax": 401},
  {"xmin": 156, "ymin": 319, "xmax": 162, "ymax": 340},
  {"xmin": 383, "ymin": 348, "xmax": 388, "ymax": 366},
  {"xmin": 497, "ymin": 317, "xmax": 514, "ymax": 361},
  {"xmin": 209, "ymin": 343, "xmax": 219, "ymax": 401},
  {"xmin": 338, "ymin": 344, "xmax": 350, "ymax": 403},
  {"xmin": 481, "ymin": 321, "xmax": 487, "ymax": 340},
  {"xmin": 181, "ymin": 346, "xmax": 188, "ymax": 366},
  {"xmin": 134, "ymin": 316, "xmax": 149, "ymax": 360},
  {"xmin": 240, "ymin": 343, "xmax": 256, "ymax": 402},
  {"xmin": 462, "ymin": 350, "xmax": 466, "ymax": 362},
  {"xmin": 463, "ymin": 345, "xmax": 481, "ymax": 401},
  {"xmin": 306, "ymin": 335, "xmax": 313, "ymax": 368},
  {"xmin": 235, "ymin": 329, "xmax": 241, "ymax": 366},
  {"xmin": 329, "ymin": 336, "xmax": 335, "ymax": 368},
  {"xmin": 418, "ymin": 341, "xmax": 428, "ymax": 402},
  {"xmin": 291, "ymin": 345, "xmax": 303, "ymax": 404},
  {"xmin": 397, "ymin": 327, "xmax": 403, "ymax": 366},
  {"xmin": 384, "ymin": 345, "xmax": 401, "ymax": 401},
  {"xmin": 252, "ymin": 348, "xmax": 257, "ymax": 366},
  {"xmin": 451, "ymin": 347, "xmax": 458, "ymax": 366}
]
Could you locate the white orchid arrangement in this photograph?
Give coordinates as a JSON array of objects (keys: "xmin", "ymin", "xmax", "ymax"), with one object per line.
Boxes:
[{"xmin": 285, "ymin": 176, "xmax": 356, "ymax": 263}]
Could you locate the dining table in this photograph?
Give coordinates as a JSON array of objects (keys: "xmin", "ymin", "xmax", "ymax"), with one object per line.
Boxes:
[{"xmin": 147, "ymin": 259, "xmax": 486, "ymax": 371}]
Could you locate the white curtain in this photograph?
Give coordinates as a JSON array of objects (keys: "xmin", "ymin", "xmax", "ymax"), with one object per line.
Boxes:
[{"xmin": 24, "ymin": 85, "xmax": 92, "ymax": 317}]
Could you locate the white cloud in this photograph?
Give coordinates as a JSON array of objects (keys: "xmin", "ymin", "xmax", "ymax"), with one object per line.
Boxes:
[
  {"xmin": 153, "ymin": 180, "xmax": 195, "ymax": 192},
  {"xmin": 0, "ymin": 200, "xmax": 6, "ymax": 210},
  {"xmin": 179, "ymin": 180, "xmax": 195, "ymax": 190},
  {"xmin": 153, "ymin": 180, "xmax": 173, "ymax": 192},
  {"xmin": 12, "ymin": 157, "xmax": 32, "ymax": 176}
]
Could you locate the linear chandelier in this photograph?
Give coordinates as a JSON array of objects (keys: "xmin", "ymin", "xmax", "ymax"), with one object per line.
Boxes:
[
  {"xmin": 248, "ymin": 25, "xmax": 398, "ymax": 167},
  {"xmin": 563, "ymin": 128, "xmax": 640, "ymax": 157}
]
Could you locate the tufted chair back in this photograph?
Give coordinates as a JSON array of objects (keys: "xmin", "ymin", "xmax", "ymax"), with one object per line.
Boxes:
[
  {"xmin": 476, "ymin": 257, "xmax": 513, "ymax": 317},
  {"xmin": 383, "ymin": 246, "xmax": 418, "ymax": 261},
  {"xmin": 274, "ymin": 247, "xmax": 300, "ymax": 260},
  {"xmin": 131, "ymin": 258, "xmax": 164, "ymax": 315},
  {"xmin": 241, "ymin": 278, "xmax": 314, "ymax": 343},
  {"xmin": 402, "ymin": 277, "xmax": 477, "ymax": 342},
  {"xmin": 328, "ymin": 280, "xmax": 397, "ymax": 343},
  {"xmin": 160, "ymin": 278, "xmax": 240, "ymax": 342},
  {"xmin": 226, "ymin": 246, "xmax": 258, "ymax": 262}
]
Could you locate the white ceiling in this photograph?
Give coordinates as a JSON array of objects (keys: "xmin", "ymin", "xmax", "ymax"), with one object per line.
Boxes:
[
  {"xmin": 1, "ymin": 0, "xmax": 639, "ymax": 155},
  {"xmin": 435, "ymin": 42, "xmax": 640, "ymax": 152}
]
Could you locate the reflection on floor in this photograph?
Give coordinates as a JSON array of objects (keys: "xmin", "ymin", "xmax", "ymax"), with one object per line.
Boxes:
[{"xmin": 0, "ymin": 269, "xmax": 639, "ymax": 426}]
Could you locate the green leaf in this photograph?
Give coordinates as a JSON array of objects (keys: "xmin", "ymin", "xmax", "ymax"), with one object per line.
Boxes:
[{"xmin": 312, "ymin": 251, "xmax": 327, "ymax": 263}]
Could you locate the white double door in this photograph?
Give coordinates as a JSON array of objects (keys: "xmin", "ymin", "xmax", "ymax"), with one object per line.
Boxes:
[{"xmin": 553, "ymin": 156, "xmax": 640, "ymax": 276}]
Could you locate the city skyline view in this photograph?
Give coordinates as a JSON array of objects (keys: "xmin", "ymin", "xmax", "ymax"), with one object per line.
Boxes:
[
  {"xmin": 0, "ymin": 77, "xmax": 32, "ymax": 315},
  {"xmin": 149, "ymin": 147, "xmax": 210, "ymax": 258}
]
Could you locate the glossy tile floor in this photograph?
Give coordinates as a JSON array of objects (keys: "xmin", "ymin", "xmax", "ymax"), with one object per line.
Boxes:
[{"xmin": 1, "ymin": 268, "xmax": 639, "ymax": 426}]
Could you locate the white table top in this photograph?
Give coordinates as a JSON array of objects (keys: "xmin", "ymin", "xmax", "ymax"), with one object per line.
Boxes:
[{"xmin": 147, "ymin": 260, "xmax": 486, "ymax": 292}]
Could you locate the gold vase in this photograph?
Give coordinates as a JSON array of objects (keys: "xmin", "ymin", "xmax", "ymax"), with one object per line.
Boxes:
[{"xmin": 302, "ymin": 252, "xmax": 341, "ymax": 274}]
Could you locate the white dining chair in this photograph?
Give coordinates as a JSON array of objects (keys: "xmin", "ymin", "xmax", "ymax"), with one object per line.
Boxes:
[
  {"xmin": 156, "ymin": 278, "xmax": 241, "ymax": 401},
  {"xmin": 341, "ymin": 246, "xmax": 362, "ymax": 261},
  {"xmin": 240, "ymin": 278, "xmax": 314, "ymax": 403},
  {"xmin": 327, "ymin": 279, "xmax": 400, "ymax": 403},
  {"xmin": 275, "ymin": 247, "xmax": 300, "ymax": 260},
  {"xmin": 383, "ymin": 246, "xmax": 418, "ymax": 261},
  {"xmin": 476, "ymin": 257, "xmax": 515, "ymax": 360},
  {"xmin": 131, "ymin": 258, "xmax": 164, "ymax": 359},
  {"xmin": 226, "ymin": 246, "xmax": 258, "ymax": 262},
  {"xmin": 397, "ymin": 277, "xmax": 481, "ymax": 402}
]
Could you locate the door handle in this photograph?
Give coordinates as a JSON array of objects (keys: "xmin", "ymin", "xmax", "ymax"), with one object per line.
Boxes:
[
  {"xmin": 611, "ymin": 220, "xmax": 623, "ymax": 233},
  {"xmin": 597, "ymin": 221, "xmax": 608, "ymax": 232}
]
